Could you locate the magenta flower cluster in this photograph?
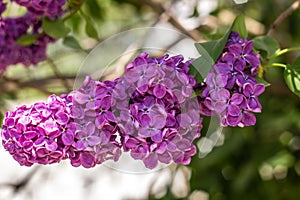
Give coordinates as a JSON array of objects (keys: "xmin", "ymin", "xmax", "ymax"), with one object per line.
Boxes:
[
  {"xmin": 199, "ymin": 31, "xmax": 265, "ymax": 127},
  {"xmin": 1, "ymin": 95, "xmax": 72, "ymax": 166},
  {"xmin": 11, "ymin": 0, "xmax": 66, "ymax": 19},
  {"xmin": 1, "ymin": 34, "xmax": 265, "ymax": 169},
  {"xmin": 0, "ymin": 0, "xmax": 66, "ymax": 72},
  {"xmin": 1, "ymin": 53, "xmax": 202, "ymax": 169},
  {"xmin": 66, "ymin": 77, "xmax": 121, "ymax": 168},
  {"xmin": 112, "ymin": 52, "xmax": 202, "ymax": 169}
]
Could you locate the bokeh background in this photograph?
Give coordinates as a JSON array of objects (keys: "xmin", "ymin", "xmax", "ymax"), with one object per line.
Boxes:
[{"xmin": 1, "ymin": 0, "xmax": 300, "ymax": 199}]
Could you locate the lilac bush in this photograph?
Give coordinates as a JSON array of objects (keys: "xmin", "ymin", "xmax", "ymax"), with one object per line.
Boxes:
[
  {"xmin": 111, "ymin": 52, "xmax": 202, "ymax": 169},
  {"xmin": 1, "ymin": 94, "xmax": 72, "ymax": 166},
  {"xmin": 199, "ymin": 31, "xmax": 265, "ymax": 127}
]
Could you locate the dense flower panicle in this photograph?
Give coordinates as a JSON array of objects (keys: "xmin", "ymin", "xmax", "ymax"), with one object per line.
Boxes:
[
  {"xmin": 112, "ymin": 52, "xmax": 202, "ymax": 169},
  {"xmin": 11, "ymin": 0, "xmax": 66, "ymax": 19},
  {"xmin": 0, "ymin": 12, "xmax": 55, "ymax": 72},
  {"xmin": 1, "ymin": 94, "xmax": 72, "ymax": 166},
  {"xmin": 199, "ymin": 31, "xmax": 265, "ymax": 127},
  {"xmin": 66, "ymin": 76, "xmax": 121, "ymax": 168}
]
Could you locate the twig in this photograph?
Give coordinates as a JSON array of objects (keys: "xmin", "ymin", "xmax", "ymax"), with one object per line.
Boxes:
[
  {"xmin": 47, "ymin": 58, "xmax": 72, "ymax": 92},
  {"xmin": 141, "ymin": 0, "xmax": 203, "ymax": 41},
  {"xmin": 267, "ymin": 0, "xmax": 300, "ymax": 36}
]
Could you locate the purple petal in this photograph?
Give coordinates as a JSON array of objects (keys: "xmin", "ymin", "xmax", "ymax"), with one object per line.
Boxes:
[
  {"xmin": 254, "ymin": 84, "xmax": 265, "ymax": 96},
  {"xmin": 85, "ymin": 122, "xmax": 95, "ymax": 135},
  {"xmin": 143, "ymin": 153, "xmax": 158, "ymax": 169},
  {"xmin": 176, "ymin": 139, "xmax": 191, "ymax": 151},
  {"xmin": 80, "ymin": 152, "xmax": 95, "ymax": 168},
  {"xmin": 73, "ymin": 92, "xmax": 89, "ymax": 104},
  {"xmin": 229, "ymin": 44, "xmax": 242, "ymax": 55},
  {"xmin": 151, "ymin": 131, "xmax": 163, "ymax": 142},
  {"xmin": 45, "ymin": 140, "xmax": 58, "ymax": 151},
  {"xmin": 241, "ymin": 111, "xmax": 256, "ymax": 126},
  {"xmin": 62, "ymin": 131, "xmax": 74, "ymax": 145},
  {"xmin": 157, "ymin": 152, "xmax": 172, "ymax": 164},
  {"xmin": 227, "ymin": 115, "xmax": 242, "ymax": 126},
  {"xmin": 245, "ymin": 53, "xmax": 260, "ymax": 67},
  {"xmin": 87, "ymin": 136, "xmax": 101, "ymax": 146},
  {"xmin": 214, "ymin": 101, "xmax": 227, "ymax": 113},
  {"xmin": 156, "ymin": 141, "xmax": 167, "ymax": 154},
  {"xmin": 24, "ymin": 131, "xmax": 37, "ymax": 139},
  {"xmin": 153, "ymin": 84, "xmax": 166, "ymax": 98},
  {"xmin": 55, "ymin": 111, "xmax": 69, "ymax": 125},
  {"xmin": 243, "ymin": 83, "xmax": 253, "ymax": 97},
  {"xmin": 231, "ymin": 93, "xmax": 244, "ymax": 105},
  {"xmin": 228, "ymin": 104, "xmax": 241, "ymax": 116},
  {"xmin": 243, "ymin": 41, "xmax": 254, "ymax": 54},
  {"xmin": 140, "ymin": 114, "xmax": 151, "ymax": 126},
  {"xmin": 139, "ymin": 127, "xmax": 160, "ymax": 137},
  {"xmin": 214, "ymin": 63, "xmax": 231, "ymax": 74}
]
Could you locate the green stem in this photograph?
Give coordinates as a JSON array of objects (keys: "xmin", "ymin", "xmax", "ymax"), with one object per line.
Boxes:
[
  {"xmin": 271, "ymin": 46, "xmax": 300, "ymax": 59},
  {"xmin": 269, "ymin": 63, "xmax": 287, "ymax": 68}
]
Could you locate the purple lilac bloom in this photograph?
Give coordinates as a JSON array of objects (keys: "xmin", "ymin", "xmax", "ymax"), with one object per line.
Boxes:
[
  {"xmin": 66, "ymin": 76, "xmax": 121, "ymax": 168},
  {"xmin": 11, "ymin": 0, "xmax": 66, "ymax": 19},
  {"xmin": 199, "ymin": 31, "xmax": 265, "ymax": 127},
  {"xmin": 1, "ymin": 94, "xmax": 72, "ymax": 166},
  {"xmin": 112, "ymin": 52, "xmax": 202, "ymax": 169},
  {"xmin": 0, "ymin": 12, "xmax": 55, "ymax": 72}
]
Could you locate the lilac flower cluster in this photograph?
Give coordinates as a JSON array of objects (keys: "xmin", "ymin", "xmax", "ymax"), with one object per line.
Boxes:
[
  {"xmin": 66, "ymin": 76, "xmax": 121, "ymax": 168},
  {"xmin": 0, "ymin": 12, "xmax": 54, "ymax": 71},
  {"xmin": 11, "ymin": 0, "xmax": 66, "ymax": 19},
  {"xmin": 1, "ymin": 53, "xmax": 204, "ymax": 169},
  {"xmin": 1, "ymin": 95, "xmax": 72, "ymax": 166},
  {"xmin": 112, "ymin": 52, "xmax": 202, "ymax": 169},
  {"xmin": 0, "ymin": 0, "xmax": 66, "ymax": 72},
  {"xmin": 199, "ymin": 31, "xmax": 265, "ymax": 127}
]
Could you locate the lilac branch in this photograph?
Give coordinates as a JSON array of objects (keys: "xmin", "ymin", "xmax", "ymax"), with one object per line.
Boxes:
[{"xmin": 267, "ymin": 0, "xmax": 300, "ymax": 36}]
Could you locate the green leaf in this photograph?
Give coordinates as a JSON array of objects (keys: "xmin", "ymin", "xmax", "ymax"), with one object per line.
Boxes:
[
  {"xmin": 68, "ymin": 0, "xmax": 85, "ymax": 10},
  {"xmin": 231, "ymin": 14, "xmax": 248, "ymax": 38},
  {"xmin": 63, "ymin": 36, "xmax": 82, "ymax": 50},
  {"xmin": 85, "ymin": 0, "xmax": 103, "ymax": 20},
  {"xmin": 0, "ymin": 112, "xmax": 3, "ymax": 129},
  {"xmin": 256, "ymin": 77, "xmax": 271, "ymax": 87},
  {"xmin": 190, "ymin": 51, "xmax": 214, "ymax": 83},
  {"xmin": 253, "ymin": 36, "xmax": 280, "ymax": 58},
  {"xmin": 79, "ymin": 10, "xmax": 99, "ymax": 40},
  {"xmin": 42, "ymin": 18, "xmax": 70, "ymax": 38},
  {"xmin": 16, "ymin": 34, "xmax": 40, "ymax": 46},
  {"xmin": 85, "ymin": 20, "xmax": 99, "ymax": 39},
  {"xmin": 192, "ymin": 14, "xmax": 247, "ymax": 80},
  {"xmin": 284, "ymin": 57, "xmax": 300, "ymax": 97}
]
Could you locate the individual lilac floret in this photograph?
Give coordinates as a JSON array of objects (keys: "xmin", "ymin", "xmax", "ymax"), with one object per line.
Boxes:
[
  {"xmin": 112, "ymin": 52, "xmax": 202, "ymax": 169},
  {"xmin": 199, "ymin": 31, "xmax": 265, "ymax": 127},
  {"xmin": 66, "ymin": 76, "xmax": 121, "ymax": 168},
  {"xmin": 0, "ymin": 13, "xmax": 55, "ymax": 72},
  {"xmin": 11, "ymin": 0, "xmax": 66, "ymax": 19},
  {"xmin": 1, "ymin": 94, "xmax": 72, "ymax": 166}
]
